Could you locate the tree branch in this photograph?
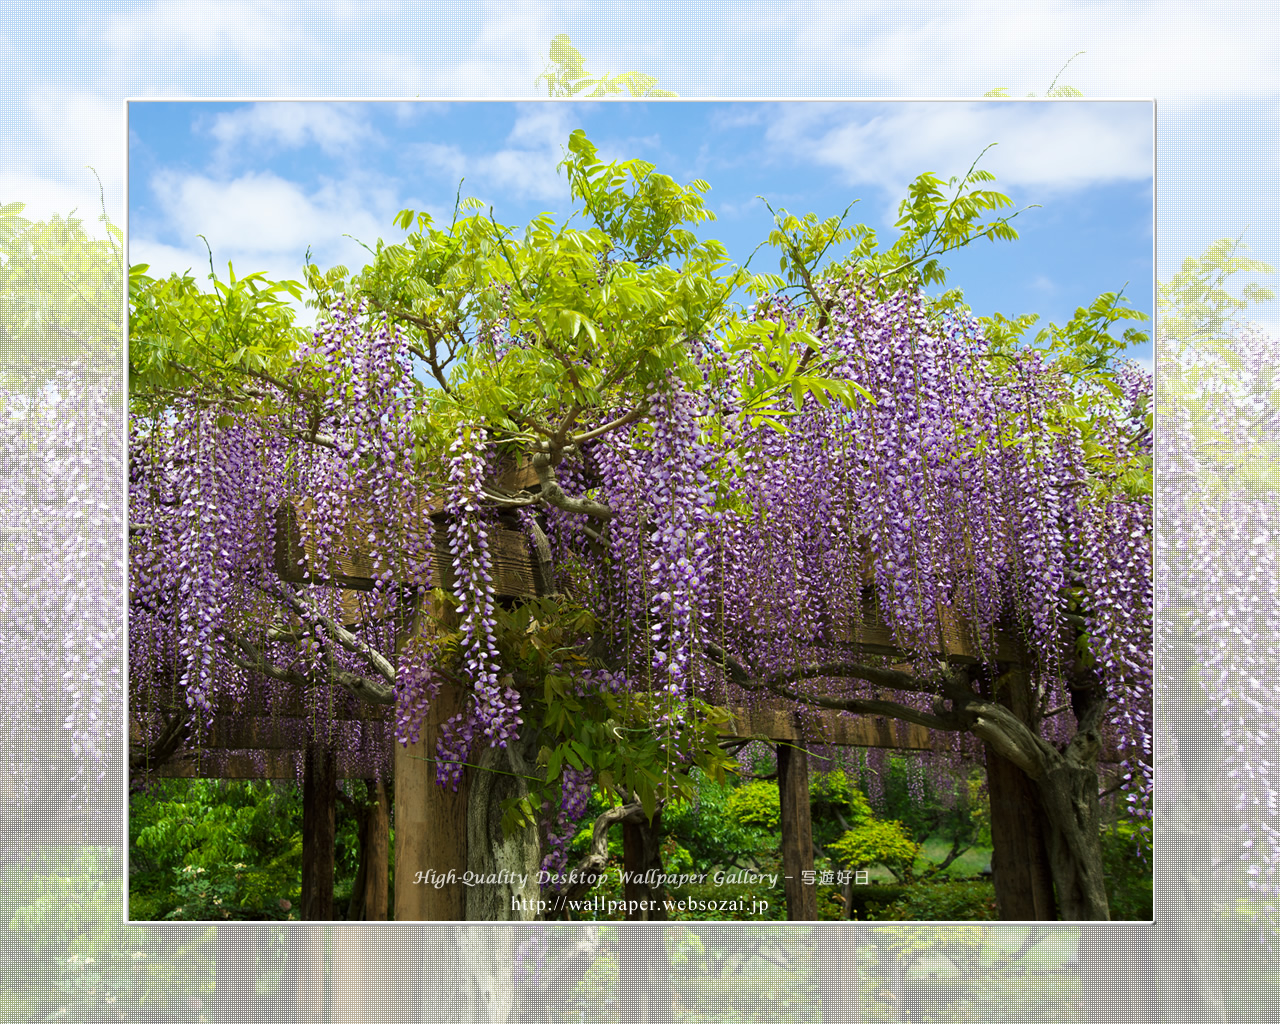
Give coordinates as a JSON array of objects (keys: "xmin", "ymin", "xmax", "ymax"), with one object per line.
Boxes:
[
  {"xmin": 532, "ymin": 451, "xmax": 614, "ymax": 521},
  {"xmin": 552, "ymin": 801, "xmax": 647, "ymax": 911},
  {"xmin": 964, "ymin": 700, "xmax": 1053, "ymax": 778},
  {"xmin": 706, "ymin": 640, "xmax": 923, "ymax": 692},
  {"xmin": 222, "ymin": 629, "xmax": 396, "ymax": 706},
  {"xmin": 569, "ymin": 402, "xmax": 649, "ymax": 445},
  {"xmin": 703, "ymin": 641, "xmax": 963, "ymax": 731},
  {"xmin": 260, "ymin": 581, "xmax": 397, "ymax": 683}
]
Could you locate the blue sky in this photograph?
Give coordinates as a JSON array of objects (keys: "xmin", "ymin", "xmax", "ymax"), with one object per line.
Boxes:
[{"xmin": 128, "ymin": 100, "xmax": 1154, "ymax": 367}]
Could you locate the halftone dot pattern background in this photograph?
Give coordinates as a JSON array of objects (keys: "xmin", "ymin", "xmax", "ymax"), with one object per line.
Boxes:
[{"xmin": 2, "ymin": 2, "xmax": 1275, "ymax": 1019}]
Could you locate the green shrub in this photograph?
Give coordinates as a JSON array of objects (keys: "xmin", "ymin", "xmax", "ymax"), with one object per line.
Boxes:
[
  {"xmin": 1100, "ymin": 820, "xmax": 1152, "ymax": 920},
  {"xmin": 724, "ymin": 780, "xmax": 781, "ymax": 830},
  {"xmin": 871, "ymin": 878, "xmax": 997, "ymax": 921},
  {"xmin": 828, "ymin": 818, "xmax": 920, "ymax": 876}
]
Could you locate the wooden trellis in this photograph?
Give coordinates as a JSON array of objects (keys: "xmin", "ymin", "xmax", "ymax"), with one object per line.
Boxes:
[{"xmin": 131, "ymin": 472, "xmax": 1114, "ymax": 922}]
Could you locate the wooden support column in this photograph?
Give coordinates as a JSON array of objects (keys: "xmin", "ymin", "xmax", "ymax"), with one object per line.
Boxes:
[
  {"xmin": 301, "ymin": 742, "xmax": 337, "ymax": 921},
  {"xmin": 331, "ymin": 927, "xmax": 420, "ymax": 1024},
  {"xmin": 778, "ymin": 739, "xmax": 818, "ymax": 921},
  {"xmin": 393, "ymin": 680, "xmax": 470, "ymax": 920}
]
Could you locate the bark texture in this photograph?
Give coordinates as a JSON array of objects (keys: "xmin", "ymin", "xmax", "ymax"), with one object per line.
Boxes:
[
  {"xmin": 778, "ymin": 740, "xmax": 818, "ymax": 920},
  {"xmin": 466, "ymin": 722, "xmax": 544, "ymax": 921},
  {"xmin": 301, "ymin": 742, "xmax": 337, "ymax": 921},
  {"xmin": 623, "ymin": 809, "xmax": 668, "ymax": 920}
]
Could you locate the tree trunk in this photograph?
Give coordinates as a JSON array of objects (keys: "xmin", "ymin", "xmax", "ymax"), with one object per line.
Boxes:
[
  {"xmin": 1078, "ymin": 925, "xmax": 1156, "ymax": 1024},
  {"xmin": 302, "ymin": 742, "xmax": 337, "ymax": 921},
  {"xmin": 420, "ymin": 926, "xmax": 499, "ymax": 1024},
  {"xmin": 618, "ymin": 925, "xmax": 673, "ymax": 1024},
  {"xmin": 213, "ymin": 925, "xmax": 258, "ymax": 1020},
  {"xmin": 816, "ymin": 926, "xmax": 863, "ymax": 1022},
  {"xmin": 623, "ymin": 809, "xmax": 668, "ymax": 920},
  {"xmin": 778, "ymin": 739, "xmax": 818, "ymax": 920},
  {"xmin": 1036, "ymin": 758, "xmax": 1110, "ymax": 920},
  {"xmin": 1033, "ymin": 674, "xmax": 1111, "ymax": 921},
  {"xmin": 466, "ymin": 720, "xmax": 544, "ymax": 920},
  {"xmin": 279, "ymin": 927, "xmax": 327, "ymax": 1019},
  {"xmin": 983, "ymin": 665, "xmax": 1057, "ymax": 920}
]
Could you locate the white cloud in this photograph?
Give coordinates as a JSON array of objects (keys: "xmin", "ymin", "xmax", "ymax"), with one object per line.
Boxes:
[
  {"xmin": 3, "ymin": 92, "xmax": 125, "ymax": 229},
  {"xmin": 405, "ymin": 104, "xmax": 573, "ymax": 203},
  {"xmin": 776, "ymin": 0, "xmax": 1279, "ymax": 101},
  {"xmin": 98, "ymin": 0, "xmax": 308, "ymax": 64},
  {"xmin": 756, "ymin": 101, "xmax": 1150, "ymax": 218},
  {"xmin": 150, "ymin": 170, "xmax": 324, "ymax": 255},
  {"xmin": 201, "ymin": 103, "xmax": 379, "ymax": 164},
  {"xmin": 143, "ymin": 168, "xmax": 393, "ymax": 281}
]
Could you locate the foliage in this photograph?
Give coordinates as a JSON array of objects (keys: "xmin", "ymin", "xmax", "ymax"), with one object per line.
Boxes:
[
  {"xmin": 0, "ymin": 193, "xmax": 122, "ymax": 372},
  {"xmin": 869, "ymin": 877, "xmax": 998, "ymax": 921},
  {"xmin": 983, "ymin": 51, "xmax": 1087, "ymax": 98},
  {"xmin": 828, "ymin": 819, "xmax": 921, "ymax": 878},
  {"xmin": 724, "ymin": 780, "xmax": 783, "ymax": 831},
  {"xmin": 129, "ymin": 241, "xmax": 308, "ymax": 415},
  {"xmin": 661, "ymin": 769, "xmax": 776, "ymax": 873},
  {"xmin": 1099, "ymin": 820, "xmax": 1153, "ymax": 921},
  {"xmin": 2, "ymin": 847, "xmax": 214, "ymax": 1020},
  {"xmin": 130, "ymin": 779, "xmax": 306, "ymax": 921},
  {"xmin": 535, "ymin": 34, "xmax": 678, "ymax": 99}
]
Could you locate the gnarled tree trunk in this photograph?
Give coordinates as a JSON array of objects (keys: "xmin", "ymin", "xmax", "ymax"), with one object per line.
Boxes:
[
  {"xmin": 466, "ymin": 719, "xmax": 544, "ymax": 921},
  {"xmin": 965, "ymin": 667, "xmax": 1112, "ymax": 920}
]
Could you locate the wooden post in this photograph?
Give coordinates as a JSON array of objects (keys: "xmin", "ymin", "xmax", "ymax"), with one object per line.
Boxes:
[
  {"xmin": 393, "ymin": 680, "xmax": 470, "ymax": 920},
  {"xmin": 302, "ymin": 742, "xmax": 337, "ymax": 921},
  {"xmin": 816, "ymin": 927, "xmax": 863, "ymax": 1022},
  {"xmin": 362, "ymin": 777, "xmax": 390, "ymax": 920},
  {"xmin": 279, "ymin": 927, "xmax": 327, "ymax": 1018},
  {"xmin": 331, "ymin": 926, "xmax": 421, "ymax": 1024},
  {"xmin": 778, "ymin": 739, "xmax": 817, "ymax": 921}
]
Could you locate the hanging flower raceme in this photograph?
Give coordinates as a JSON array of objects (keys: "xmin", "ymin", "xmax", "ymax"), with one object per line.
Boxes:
[
  {"xmin": 681, "ymin": 274, "xmax": 1153, "ymax": 812},
  {"xmin": 444, "ymin": 426, "xmax": 521, "ymax": 757}
]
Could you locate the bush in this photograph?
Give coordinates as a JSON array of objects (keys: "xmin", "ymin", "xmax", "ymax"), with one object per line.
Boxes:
[
  {"xmin": 130, "ymin": 778, "xmax": 304, "ymax": 920},
  {"xmin": 1100, "ymin": 820, "xmax": 1152, "ymax": 920},
  {"xmin": 724, "ymin": 780, "xmax": 781, "ymax": 830},
  {"xmin": 828, "ymin": 818, "xmax": 920, "ymax": 878},
  {"xmin": 869, "ymin": 878, "xmax": 998, "ymax": 921}
]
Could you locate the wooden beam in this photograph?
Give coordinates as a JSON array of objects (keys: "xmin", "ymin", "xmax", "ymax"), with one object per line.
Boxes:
[
  {"xmin": 823, "ymin": 599, "xmax": 1026, "ymax": 664},
  {"xmin": 132, "ymin": 716, "xmax": 394, "ymax": 751},
  {"xmin": 274, "ymin": 498, "xmax": 543, "ymax": 599},
  {"xmin": 140, "ymin": 749, "xmax": 384, "ymax": 780},
  {"xmin": 722, "ymin": 706, "xmax": 942, "ymax": 750}
]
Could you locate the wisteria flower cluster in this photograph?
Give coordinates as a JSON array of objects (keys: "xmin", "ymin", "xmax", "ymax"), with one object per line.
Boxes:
[{"xmin": 130, "ymin": 273, "xmax": 1154, "ymax": 899}]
